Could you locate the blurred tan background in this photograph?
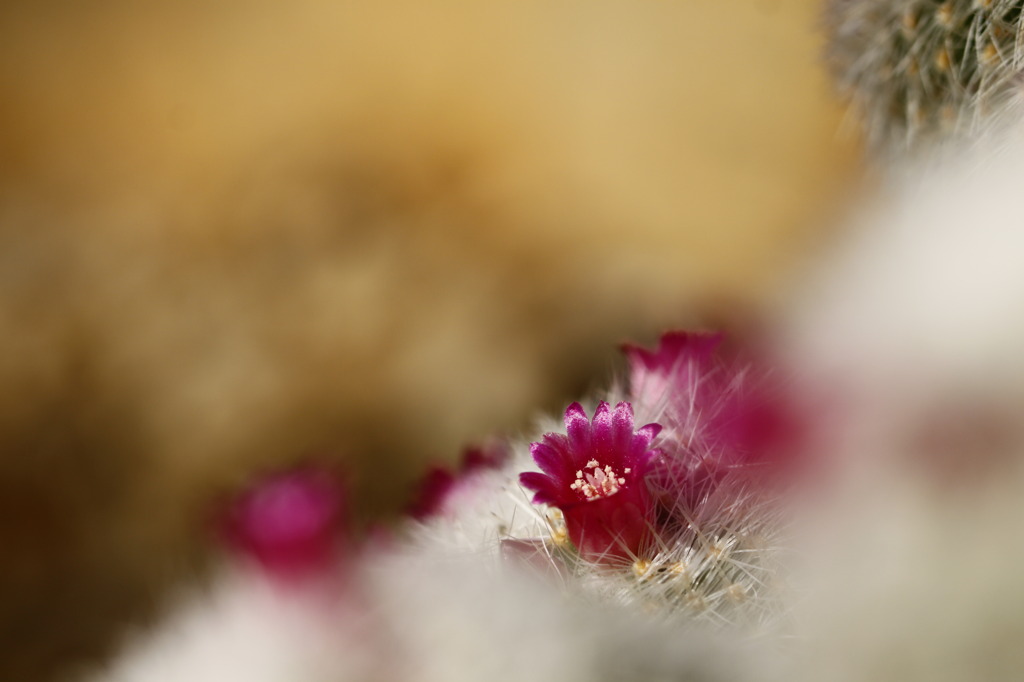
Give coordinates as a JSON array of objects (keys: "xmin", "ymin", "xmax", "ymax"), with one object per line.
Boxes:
[{"xmin": 0, "ymin": 1, "xmax": 859, "ymax": 680}]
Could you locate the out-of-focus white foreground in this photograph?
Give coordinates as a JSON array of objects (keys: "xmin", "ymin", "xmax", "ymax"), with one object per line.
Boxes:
[{"xmin": 782, "ymin": 120, "xmax": 1024, "ymax": 681}]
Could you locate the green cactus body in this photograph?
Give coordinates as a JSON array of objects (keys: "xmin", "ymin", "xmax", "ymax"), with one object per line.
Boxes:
[{"xmin": 827, "ymin": 0, "xmax": 1024, "ymax": 151}]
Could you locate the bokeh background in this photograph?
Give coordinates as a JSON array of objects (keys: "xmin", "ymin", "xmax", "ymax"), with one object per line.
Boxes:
[{"xmin": 0, "ymin": 1, "xmax": 860, "ymax": 680}]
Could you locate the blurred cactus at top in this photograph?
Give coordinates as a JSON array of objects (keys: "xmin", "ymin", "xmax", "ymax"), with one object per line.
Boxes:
[{"xmin": 826, "ymin": 0, "xmax": 1024, "ymax": 152}]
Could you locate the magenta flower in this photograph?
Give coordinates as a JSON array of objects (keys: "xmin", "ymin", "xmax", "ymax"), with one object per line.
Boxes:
[
  {"xmin": 624, "ymin": 331, "xmax": 801, "ymax": 516},
  {"xmin": 221, "ymin": 466, "xmax": 346, "ymax": 579},
  {"xmin": 519, "ymin": 401, "xmax": 662, "ymax": 561},
  {"xmin": 626, "ymin": 331, "xmax": 798, "ymax": 462},
  {"xmin": 624, "ymin": 332, "xmax": 724, "ymax": 419}
]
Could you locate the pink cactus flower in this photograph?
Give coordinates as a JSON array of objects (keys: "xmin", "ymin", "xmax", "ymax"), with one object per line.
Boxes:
[
  {"xmin": 519, "ymin": 401, "xmax": 662, "ymax": 561},
  {"xmin": 624, "ymin": 331, "xmax": 800, "ymax": 517},
  {"xmin": 222, "ymin": 466, "xmax": 346, "ymax": 579}
]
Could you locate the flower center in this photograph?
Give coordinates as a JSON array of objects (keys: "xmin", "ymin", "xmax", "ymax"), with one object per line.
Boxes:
[{"xmin": 569, "ymin": 459, "xmax": 630, "ymax": 500}]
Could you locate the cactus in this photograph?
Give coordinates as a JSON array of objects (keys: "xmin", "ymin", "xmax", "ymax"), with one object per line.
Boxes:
[
  {"xmin": 825, "ymin": 0, "xmax": 1024, "ymax": 152},
  {"xmin": 412, "ymin": 332, "xmax": 798, "ymax": 630}
]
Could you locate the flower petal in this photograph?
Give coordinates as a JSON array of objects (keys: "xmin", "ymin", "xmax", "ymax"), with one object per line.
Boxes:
[
  {"xmin": 565, "ymin": 402, "xmax": 591, "ymax": 454},
  {"xmin": 634, "ymin": 422, "xmax": 663, "ymax": 447},
  {"xmin": 519, "ymin": 471, "xmax": 560, "ymax": 505},
  {"xmin": 528, "ymin": 441, "xmax": 567, "ymax": 478},
  {"xmin": 611, "ymin": 402, "xmax": 635, "ymax": 453},
  {"xmin": 591, "ymin": 401, "xmax": 614, "ymax": 456}
]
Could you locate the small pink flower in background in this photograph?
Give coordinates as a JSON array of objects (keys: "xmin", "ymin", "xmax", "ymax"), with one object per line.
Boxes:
[
  {"xmin": 625, "ymin": 331, "xmax": 750, "ymax": 458},
  {"xmin": 406, "ymin": 444, "xmax": 508, "ymax": 520},
  {"xmin": 519, "ymin": 401, "xmax": 662, "ymax": 561},
  {"xmin": 405, "ymin": 467, "xmax": 456, "ymax": 521},
  {"xmin": 627, "ymin": 331, "xmax": 798, "ymax": 459},
  {"xmin": 221, "ymin": 466, "xmax": 346, "ymax": 580},
  {"xmin": 625, "ymin": 331, "xmax": 802, "ymax": 516},
  {"xmin": 623, "ymin": 331, "xmax": 724, "ymax": 421}
]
